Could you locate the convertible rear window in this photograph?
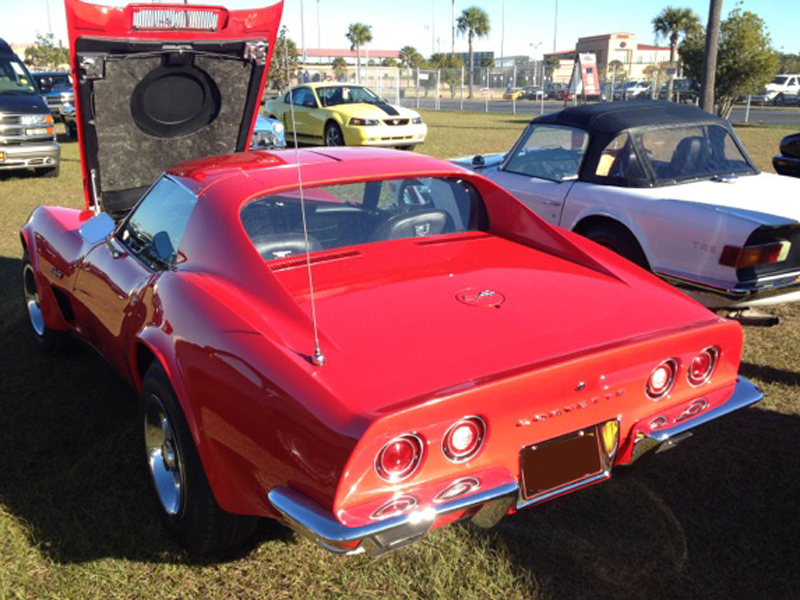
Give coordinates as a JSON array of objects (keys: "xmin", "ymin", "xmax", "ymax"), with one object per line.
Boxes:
[
  {"xmin": 503, "ymin": 124, "xmax": 589, "ymax": 182},
  {"xmin": 639, "ymin": 124, "xmax": 755, "ymax": 182},
  {"xmin": 241, "ymin": 177, "xmax": 486, "ymax": 261}
]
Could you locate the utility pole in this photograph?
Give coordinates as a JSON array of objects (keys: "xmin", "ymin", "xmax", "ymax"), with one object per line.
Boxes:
[
  {"xmin": 700, "ymin": 0, "xmax": 722, "ymax": 113},
  {"xmin": 451, "ymin": 0, "xmax": 455, "ymax": 55}
]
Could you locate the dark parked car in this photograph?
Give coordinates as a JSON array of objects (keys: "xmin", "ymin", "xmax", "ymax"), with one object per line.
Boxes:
[
  {"xmin": 31, "ymin": 71, "xmax": 74, "ymax": 117},
  {"xmin": 773, "ymin": 132, "xmax": 800, "ymax": 178}
]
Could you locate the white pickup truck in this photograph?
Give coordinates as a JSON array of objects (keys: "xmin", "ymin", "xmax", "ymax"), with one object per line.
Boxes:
[{"xmin": 752, "ymin": 74, "xmax": 800, "ymax": 106}]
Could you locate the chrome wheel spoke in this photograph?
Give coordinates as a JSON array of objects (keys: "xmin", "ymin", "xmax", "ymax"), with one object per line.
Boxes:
[{"xmin": 144, "ymin": 394, "xmax": 184, "ymax": 516}]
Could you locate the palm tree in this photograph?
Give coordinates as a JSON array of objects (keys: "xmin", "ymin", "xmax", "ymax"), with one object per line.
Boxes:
[
  {"xmin": 652, "ymin": 6, "xmax": 701, "ymax": 101},
  {"xmin": 400, "ymin": 45, "xmax": 423, "ymax": 69},
  {"xmin": 456, "ymin": 6, "xmax": 490, "ymax": 99},
  {"xmin": 346, "ymin": 23, "xmax": 372, "ymax": 83}
]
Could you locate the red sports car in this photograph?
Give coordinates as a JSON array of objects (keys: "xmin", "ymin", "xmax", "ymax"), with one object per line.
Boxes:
[{"xmin": 20, "ymin": 0, "xmax": 762, "ymax": 557}]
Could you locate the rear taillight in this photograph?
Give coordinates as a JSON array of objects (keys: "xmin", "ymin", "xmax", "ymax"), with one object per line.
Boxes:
[
  {"xmin": 646, "ymin": 359, "xmax": 678, "ymax": 400},
  {"xmin": 687, "ymin": 347, "xmax": 719, "ymax": 386},
  {"xmin": 375, "ymin": 434, "xmax": 423, "ymax": 482},
  {"xmin": 441, "ymin": 416, "xmax": 486, "ymax": 462},
  {"xmin": 719, "ymin": 242, "xmax": 790, "ymax": 268}
]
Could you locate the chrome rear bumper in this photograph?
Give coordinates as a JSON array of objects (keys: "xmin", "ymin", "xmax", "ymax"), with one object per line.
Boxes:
[{"xmin": 268, "ymin": 377, "xmax": 762, "ymax": 556}]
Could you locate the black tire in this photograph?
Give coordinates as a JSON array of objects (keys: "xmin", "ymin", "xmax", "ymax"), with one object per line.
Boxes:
[
  {"xmin": 582, "ymin": 222, "xmax": 650, "ymax": 270},
  {"xmin": 66, "ymin": 124, "xmax": 78, "ymax": 138},
  {"xmin": 39, "ymin": 164, "xmax": 60, "ymax": 178},
  {"xmin": 396, "ymin": 145, "xmax": 417, "ymax": 151},
  {"xmin": 22, "ymin": 251, "xmax": 69, "ymax": 352},
  {"xmin": 141, "ymin": 362, "xmax": 258, "ymax": 556},
  {"xmin": 774, "ymin": 93, "xmax": 785, "ymax": 106},
  {"xmin": 324, "ymin": 121, "xmax": 345, "ymax": 146}
]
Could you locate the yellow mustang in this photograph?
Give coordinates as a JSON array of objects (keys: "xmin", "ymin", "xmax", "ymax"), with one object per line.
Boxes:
[{"xmin": 264, "ymin": 83, "xmax": 427, "ymax": 149}]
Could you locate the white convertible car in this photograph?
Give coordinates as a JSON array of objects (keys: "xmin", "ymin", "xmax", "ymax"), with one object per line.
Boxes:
[{"xmin": 453, "ymin": 101, "xmax": 800, "ymax": 324}]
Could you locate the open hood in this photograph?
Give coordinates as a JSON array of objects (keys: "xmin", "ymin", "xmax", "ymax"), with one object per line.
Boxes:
[{"xmin": 66, "ymin": 0, "xmax": 283, "ymax": 215}]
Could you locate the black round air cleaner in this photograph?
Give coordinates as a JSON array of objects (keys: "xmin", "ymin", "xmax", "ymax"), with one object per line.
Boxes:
[{"xmin": 130, "ymin": 62, "xmax": 221, "ymax": 138}]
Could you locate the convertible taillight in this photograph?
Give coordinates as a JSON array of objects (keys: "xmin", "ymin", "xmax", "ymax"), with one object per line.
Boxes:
[
  {"xmin": 687, "ymin": 347, "xmax": 719, "ymax": 386},
  {"xmin": 375, "ymin": 434, "xmax": 423, "ymax": 482},
  {"xmin": 441, "ymin": 416, "xmax": 486, "ymax": 462},
  {"xmin": 719, "ymin": 241, "xmax": 790, "ymax": 268},
  {"xmin": 646, "ymin": 359, "xmax": 678, "ymax": 400}
]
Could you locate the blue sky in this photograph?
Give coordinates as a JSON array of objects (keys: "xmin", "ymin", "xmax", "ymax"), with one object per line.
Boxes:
[{"xmin": 3, "ymin": 0, "xmax": 797, "ymax": 58}]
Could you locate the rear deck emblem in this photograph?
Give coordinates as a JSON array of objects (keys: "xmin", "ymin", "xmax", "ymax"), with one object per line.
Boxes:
[{"xmin": 456, "ymin": 288, "xmax": 505, "ymax": 308}]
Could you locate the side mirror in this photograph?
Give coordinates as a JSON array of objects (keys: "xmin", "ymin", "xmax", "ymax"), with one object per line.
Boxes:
[
  {"xmin": 472, "ymin": 155, "xmax": 485, "ymax": 169},
  {"xmin": 78, "ymin": 212, "xmax": 115, "ymax": 245}
]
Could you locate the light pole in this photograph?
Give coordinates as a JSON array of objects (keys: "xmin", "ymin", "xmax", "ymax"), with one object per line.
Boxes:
[
  {"xmin": 317, "ymin": 0, "xmax": 321, "ymax": 49},
  {"xmin": 553, "ymin": 0, "xmax": 558, "ymax": 52}
]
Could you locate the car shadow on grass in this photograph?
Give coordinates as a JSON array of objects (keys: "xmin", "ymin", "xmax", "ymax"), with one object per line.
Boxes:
[
  {"xmin": 0, "ymin": 255, "xmax": 292, "ymax": 564},
  {"xmin": 463, "ymin": 406, "xmax": 800, "ymax": 599}
]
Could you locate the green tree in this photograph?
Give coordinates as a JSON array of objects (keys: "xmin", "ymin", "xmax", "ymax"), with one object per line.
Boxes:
[
  {"xmin": 778, "ymin": 52, "xmax": 800, "ymax": 74},
  {"xmin": 680, "ymin": 8, "xmax": 779, "ymax": 117},
  {"xmin": 456, "ymin": 6, "xmax": 490, "ymax": 99},
  {"xmin": 652, "ymin": 6, "xmax": 702, "ymax": 101},
  {"xmin": 331, "ymin": 57, "xmax": 348, "ymax": 81},
  {"xmin": 267, "ymin": 28, "xmax": 299, "ymax": 91},
  {"xmin": 607, "ymin": 59, "xmax": 627, "ymax": 86},
  {"xmin": 428, "ymin": 52, "xmax": 465, "ymax": 98},
  {"xmin": 346, "ymin": 23, "xmax": 372, "ymax": 82},
  {"xmin": 399, "ymin": 45, "xmax": 424, "ymax": 69},
  {"xmin": 23, "ymin": 33, "xmax": 69, "ymax": 70},
  {"xmin": 381, "ymin": 58, "xmax": 398, "ymax": 67}
]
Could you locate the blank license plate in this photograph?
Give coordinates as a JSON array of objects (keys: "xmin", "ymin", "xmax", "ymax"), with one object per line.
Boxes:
[{"xmin": 520, "ymin": 427, "xmax": 603, "ymax": 499}]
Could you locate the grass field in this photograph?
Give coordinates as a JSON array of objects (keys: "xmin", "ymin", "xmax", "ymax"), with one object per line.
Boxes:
[{"xmin": 1, "ymin": 112, "xmax": 798, "ymax": 599}]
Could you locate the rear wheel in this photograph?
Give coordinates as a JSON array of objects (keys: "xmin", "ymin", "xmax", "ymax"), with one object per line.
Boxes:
[
  {"xmin": 21, "ymin": 251, "xmax": 69, "ymax": 352},
  {"xmin": 324, "ymin": 121, "xmax": 345, "ymax": 146},
  {"xmin": 141, "ymin": 362, "xmax": 258, "ymax": 556},
  {"xmin": 583, "ymin": 222, "xmax": 650, "ymax": 270},
  {"xmin": 774, "ymin": 93, "xmax": 785, "ymax": 106}
]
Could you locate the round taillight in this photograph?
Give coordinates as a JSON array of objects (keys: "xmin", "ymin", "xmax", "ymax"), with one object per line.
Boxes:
[
  {"xmin": 442, "ymin": 416, "xmax": 486, "ymax": 462},
  {"xmin": 375, "ymin": 434, "xmax": 423, "ymax": 482},
  {"xmin": 371, "ymin": 495, "xmax": 418, "ymax": 520},
  {"xmin": 646, "ymin": 359, "xmax": 678, "ymax": 400},
  {"xmin": 688, "ymin": 347, "xmax": 719, "ymax": 387}
]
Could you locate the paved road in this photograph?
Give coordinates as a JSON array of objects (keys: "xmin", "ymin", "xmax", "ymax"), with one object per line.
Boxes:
[{"xmin": 399, "ymin": 98, "xmax": 800, "ymax": 127}]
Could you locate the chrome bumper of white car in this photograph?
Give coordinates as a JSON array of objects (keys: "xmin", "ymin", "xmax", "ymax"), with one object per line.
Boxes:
[
  {"xmin": 268, "ymin": 377, "xmax": 762, "ymax": 557},
  {"xmin": 658, "ymin": 270, "xmax": 800, "ymax": 309}
]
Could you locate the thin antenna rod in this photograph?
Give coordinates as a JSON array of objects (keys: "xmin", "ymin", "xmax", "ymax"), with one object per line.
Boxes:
[{"xmin": 285, "ymin": 33, "xmax": 325, "ymax": 367}]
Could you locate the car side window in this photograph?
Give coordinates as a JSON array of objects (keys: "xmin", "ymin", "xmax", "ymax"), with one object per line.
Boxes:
[
  {"xmin": 118, "ymin": 177, "xmax": 198, "ymax": 270},
  {"xmin": 288, "ymin": 87, "xmax": 317, "ymax": 108},
  {"xmin": 503, "ymin": 125, "xmax": 588, "ymax": 182},
  {"xmin": 595, "ymin": 133, "xmax": 644, "ymax": 180}
]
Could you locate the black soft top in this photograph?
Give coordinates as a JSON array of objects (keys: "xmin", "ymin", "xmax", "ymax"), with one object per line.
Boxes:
[
  {"xmin": 534, "ymin": 100, "xmax": 724, "ymax": 137},
  {"xmin": 525, "ymin": 100, "xmax": 751, "ymax": 187}
]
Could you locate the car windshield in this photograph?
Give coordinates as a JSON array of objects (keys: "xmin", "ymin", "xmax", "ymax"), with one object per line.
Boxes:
[
  {"xmin": 316, "ymin": 85, "xmax": 383, "ymax": 107},
  {"xmin": 33, "ymin": 73, "xmax": 72, "ymax": 93},
  {"xmin": 0, "ymin": 57, "xmax": 38, "ymax": 95},
  {"xmin": 241, "ymin": 177, "xmax": 486, "ymax": 261},
  {"xmin": 638, "ymin": 124, "xmax": 756, "ymax": 182},
  {"xmin": 503, "ymin": 124, "xmax": 589, "ymax": 182}
]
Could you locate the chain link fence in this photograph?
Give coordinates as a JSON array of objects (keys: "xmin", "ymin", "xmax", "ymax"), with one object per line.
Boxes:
[{"xmin": 292, "ymin": 65, "xmax": 800, "ymax": 127}]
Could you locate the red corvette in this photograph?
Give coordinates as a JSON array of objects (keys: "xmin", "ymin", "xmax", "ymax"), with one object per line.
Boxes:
[{"xmin": 20, "ymin": 0, "xmax": 762, "ymax": 556}]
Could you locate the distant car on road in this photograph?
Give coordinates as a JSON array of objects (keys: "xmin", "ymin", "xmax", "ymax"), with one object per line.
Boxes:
[
  {"xmin": 452, "ymin": 101, "xmax": 800, "ymax": 323},
  {"xmin": 658, "ymin": 78, "xmax": 699, "ymax": 104},
  {"xmin": 752, "ymin": 74, "xmax": 800, "ymax": 106},
  {"xmin": 773, "ymin": 132, "xmax": 800, "ymax": 178},
  {"xmin": 614, "ymin": 80, "xmax": 651, "ymax": 101},
  {"xmin": 502, "ymin": 87, "xmax": 525, "ymax": 100}
]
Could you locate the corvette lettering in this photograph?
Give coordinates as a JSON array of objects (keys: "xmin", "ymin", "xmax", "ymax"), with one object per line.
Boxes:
[{"xmin": 516, "ymin": 388, "xmax": 626, "ymax": 427}]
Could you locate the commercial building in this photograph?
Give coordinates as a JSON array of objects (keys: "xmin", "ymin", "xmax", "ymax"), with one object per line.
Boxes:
[{"xmin": 544, "ymin": 32, "xmax": 673, "ymax": 84}]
